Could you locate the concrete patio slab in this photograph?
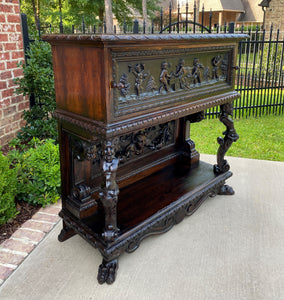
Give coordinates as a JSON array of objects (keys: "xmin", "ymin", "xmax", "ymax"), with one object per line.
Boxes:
[{"xmin": 0, "ymin": 154, "xmax": 283, "ymax": 300}]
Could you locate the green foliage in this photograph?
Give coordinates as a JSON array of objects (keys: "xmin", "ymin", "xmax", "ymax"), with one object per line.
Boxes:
[
  {"xmin": 261, "ymin": 43, "xmax": 284, "ymax": 78},
  {"xmin": 0, "ymin": 152, "xmax": 19, "ymax": 225},
  {"xmin": 19, "ymin": 0, "xmax": 160, "ymax": 30},
  {"xmin": 14, "ymin": 40, "xmax": 57, "ymax": 141},
  {"xmin": 8, "ymin": 139, "xmax": 61, "ymax": 207}
]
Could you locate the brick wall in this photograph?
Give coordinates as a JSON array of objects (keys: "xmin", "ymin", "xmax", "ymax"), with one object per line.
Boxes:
[
  {"xmin": 0, "ymin": 0, "xmax": 29, "ymax": 147},
  {"xmin": 264, "ymin": 0, "xmax": 284, "ymax": 34}
]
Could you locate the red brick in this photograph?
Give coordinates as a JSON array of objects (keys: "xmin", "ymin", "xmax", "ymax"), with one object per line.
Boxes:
[
  {"xmin": 7, "ymin": 14, "xmax": 20, "ymax": 23},
  {"xmin": 0, "ymin": 265, "xmax": 14, "ymax": 281},
  {"xmin": 39, "ymin": 205, "xmax": 61, "ymax": 215},
  {"xmin": 0, "ymin": 81, "xmax": 7, "ymax": 90},
  {"xmin": 32, "ymin": 212, "xmax": 60, "ymax": 223},
  {"xmin": 0, "ymin": 98, "xmax": 11, "ymax": 108},
  {"xmin": 11, "ymin": 51, "xmax": 23, "ymax": 59},
  {"xmin": 13, "ymin": 5, "xmax": 20, "ymax": 14},
  {"xmin": 0, "ymin": 4, "xmax": 13, "ymax": 13},
  {"xmin": 12, "ymin": 94, "xmax": 24, "ymax": 104},
  {"xmin": 0, "ymin": 34, "xmax": 8, "ymax": 42},
  {"xmin": 0, "ymin": 239, "xmax": 34, "ymax": 254},
  {"xmin": 1, "ymin": 88, "xmax": 14, "ymax": 99},
  {"xmin": 4, "ymin": 124, "xmax": 14, "ymax": 134},
  {"xmin": 12, "ymin": 112, "xmax": 22, "ymax": 122},
  {"xmin": 0, "ymin": 52, "xmax": 10, "ymax": 60},
  {"xmin": 18, "ymin": 101, "xmax": 30, "ymax": 110},
  {"xmin": 17, "ymin": 40, "xmax": 23, "ymax": 49},
  {"xmin": 6, "ymin": 61, "xmax": 18, "ymax": 69},
  {"xmin": 8, "ymin": 78, "xmax": 17, "ymax": 87},
  {"xmin": 5, "ymin": 0, "xmax": 19, "ymax": 3},
  {"xmin": 12, "ymin": 229, "xmax": 45, "ymax": 243},
  {"xmin": 4, "ymin": 43, "xmax": 17, "ymax": 51},
  {"xmin": 21, "ymin": 220, "xmax": 53, "ymax": 233},
  {"xmin": 12, "ymin": 68, "xmax": 23, "ymax": 77},
  {"xmin": 0, "ymin": 251, "xmax": 25, "ymax": 265},
  {"xmin": 0, "ymin": 62, "xmax": 6, "ymax": 71},
  {"xmin": 3, "ymin": 105, "xmax": 16, "ymax": 116},
  {"xmin": 15, "ymin": 24, "xmax": 22, "ymax": 32},
  {"xmin": 0, "ymin": 70, "xmax": 11, "ymax": 80},
  {"xmin": 0, "ymin": 15, "xmax": 6, "ymax": 22}
]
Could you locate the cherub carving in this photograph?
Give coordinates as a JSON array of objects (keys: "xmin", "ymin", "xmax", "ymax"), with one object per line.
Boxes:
[
  {"xmin": 128, "ymin": 63, "xmax": 148, "ymax": 96},
  {"xmin": 211, "ymin": 55, "xmax": 223, "ymax": 80},
  {"xmin": 116, "ymin": 73, "xmax": 130, "ymax": 97},
  {"xmin": 174, "ymin": 59, "xmax": 191, "ymax": 89},
  {"xmin": 159, "ymin": 62, "xmax": 172, "ymax": 93},
  {"xmin": 192, "ymin": 58, "xmax": 204, "ymax": 85}
]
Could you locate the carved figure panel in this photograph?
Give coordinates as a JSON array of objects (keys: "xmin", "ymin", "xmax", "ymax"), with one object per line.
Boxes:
[
  {"xmin": 112, "ymin": 46, "xmax": 234, "ymax": 116},
  {"xmin": 116, "ymin": 121, "xmax": 175, "ymax": 163}
]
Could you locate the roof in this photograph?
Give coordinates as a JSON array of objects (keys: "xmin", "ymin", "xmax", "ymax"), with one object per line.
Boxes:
[
  {"xmin": 200, "ymin": 0, "xmax": 245, "ymax": 12},
  {"xmin": 238, "ymin": 0, "xmax": 264, "ymax": 22}
]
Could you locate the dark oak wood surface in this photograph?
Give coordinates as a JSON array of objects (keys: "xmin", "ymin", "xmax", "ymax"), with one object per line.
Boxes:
[{"xmin": 44, "ymin": 34, "xmax": 242, "ymax": 284}]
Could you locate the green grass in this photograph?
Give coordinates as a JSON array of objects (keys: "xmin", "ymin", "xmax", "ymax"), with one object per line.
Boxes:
[{"xmin": 190, "ymin": 114, "xmax": 284, "ymax": 162}]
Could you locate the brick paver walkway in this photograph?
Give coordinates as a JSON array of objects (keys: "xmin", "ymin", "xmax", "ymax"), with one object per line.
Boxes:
[{"xmin": 0, "ymin": 200, "xmax": 62, "ymax": 285}]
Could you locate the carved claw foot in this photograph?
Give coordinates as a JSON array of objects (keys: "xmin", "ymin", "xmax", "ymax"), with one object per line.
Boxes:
[
  {"xmin": 218, "ymin": 184, "xmax": 235, "ymax": 195},
  {"xmin": 58, "ymin": 222, "xmax": 76, "ymax": 242},
  {"xmin": 97, "ymin": 259, "xmax": 118, "ymax": 285}
]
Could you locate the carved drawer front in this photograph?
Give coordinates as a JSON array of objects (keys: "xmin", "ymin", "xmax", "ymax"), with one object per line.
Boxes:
[{"xmin": 112, "ymin": 46, "xmax": 234, "ymax": 118}]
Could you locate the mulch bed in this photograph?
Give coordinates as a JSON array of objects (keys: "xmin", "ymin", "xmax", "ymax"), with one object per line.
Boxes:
[{"xmin": 0, "ymin": 201, "xmax": 41, "ymax": 244}]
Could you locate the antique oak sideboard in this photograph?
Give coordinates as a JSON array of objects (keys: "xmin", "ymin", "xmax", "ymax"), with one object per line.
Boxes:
[{"xmin": 44, "ymin": 33, "xmax": 245, "ymax": 284}]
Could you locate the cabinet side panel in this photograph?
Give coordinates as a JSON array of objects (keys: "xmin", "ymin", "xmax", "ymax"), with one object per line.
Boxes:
[{"xmin": 52, "ymin": 45, "xmax": 106, "ymax": 122}]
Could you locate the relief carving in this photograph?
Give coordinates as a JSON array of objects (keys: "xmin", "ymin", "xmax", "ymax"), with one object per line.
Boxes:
[
  {"xmin": 116, "ymin": 121, "xmax": 175, "ymax": 163},
  {"xmin": 112, "ymin": 73, "xmax": 130, "ymax": 97},
  {"xmin": 71, "ymin": 137, "xmax": 97, "ymax": 161},
  {"xmin": 191, "ymin": 58, "xmax": 204, "ymax": 85},
  {"xmin": 128, "ymin": 63, "xmax": 148, "ymax": 96},
  {"xmin": 211, "ymin": 55, "xmax": 223, "ymax": 80},
  {"xmin": 159, "ymin": 62, "xmax": 172, "ymax": 93}
]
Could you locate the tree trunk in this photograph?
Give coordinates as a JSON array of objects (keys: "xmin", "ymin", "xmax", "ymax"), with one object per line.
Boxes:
[
  {"xmin": 104, "ymin": 0, "xmax": 114, "ymax": 34},
  {"xmin": 142, "ymin": 0, "xmax": 147, "ymax": 29},
  {"xmin": 31, "ymin": 0, "xmax": 40, "ymax": 32}
]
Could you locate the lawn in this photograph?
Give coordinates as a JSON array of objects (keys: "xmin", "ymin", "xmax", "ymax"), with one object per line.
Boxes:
[{"xmin": 190, "ymin": 113, "xmax": 284, "ymax": 162}]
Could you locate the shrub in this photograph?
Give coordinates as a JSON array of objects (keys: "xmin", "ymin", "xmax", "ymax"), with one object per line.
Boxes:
[
  {"xmin": 0, "ymin": 152, "xmax": 18, "ymax": 225},
  {"xmin": 13, "ymin": 40, "xmax": 57, "ymax": 141},
  {"xmin": 9, "ymin": 139, "xmax": 61, "ymax": 207}
]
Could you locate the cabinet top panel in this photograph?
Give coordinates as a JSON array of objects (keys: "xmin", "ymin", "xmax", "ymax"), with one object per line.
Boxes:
[{"xmin": 43, "ymin": 33, "xmax": 247, "ymax": 46}]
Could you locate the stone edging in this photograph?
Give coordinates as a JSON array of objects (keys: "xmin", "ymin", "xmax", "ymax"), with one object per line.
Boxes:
[{"xmin": 0, "ymin": 200, "xmax": 62, "ymax": 285}]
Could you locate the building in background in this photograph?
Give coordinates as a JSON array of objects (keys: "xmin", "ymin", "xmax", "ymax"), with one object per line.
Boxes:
[{"xmin": 259, "ymin": 0, "xmax": 284, "ymax": 33}]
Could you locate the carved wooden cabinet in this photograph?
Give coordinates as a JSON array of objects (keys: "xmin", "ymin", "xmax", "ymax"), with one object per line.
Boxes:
[{"xmin": 44, "ymin": 33, "xmax": 244, "ymax": 284}]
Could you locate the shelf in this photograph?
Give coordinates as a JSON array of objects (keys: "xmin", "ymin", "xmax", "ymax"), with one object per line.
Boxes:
[{"xmin": 80, "ymin": 161, "xmax": 232, "ymax": 241}]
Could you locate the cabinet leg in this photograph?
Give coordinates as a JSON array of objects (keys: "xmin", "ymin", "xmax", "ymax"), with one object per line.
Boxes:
[
  {"xmin": 218, "ymin": 184, "xmax": 235, "ymax": 195},
  {"xmin": 214, "ymin": 102, "xmax": 239, "ymax": 175},
  {"xmin": 58, "ymin": 221, "xmax": 76, "ymax": 242},
  {"xmin": 97, "ymin": 258, "xmax": 118, "ymax": 285},
  {"xmin": 100, "ymin": 140, "xmax": 120, "ymax": 243}
]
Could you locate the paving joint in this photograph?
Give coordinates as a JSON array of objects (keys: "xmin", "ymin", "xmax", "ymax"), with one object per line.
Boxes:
[{"xmin": 0, "ymin": 200, "xmax": 62, "ymax": 285}]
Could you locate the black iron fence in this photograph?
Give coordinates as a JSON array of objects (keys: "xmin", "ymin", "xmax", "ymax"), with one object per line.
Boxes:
[{"xmin": 20, "ymin": 2, "xmax": 284, "ymax": 118}]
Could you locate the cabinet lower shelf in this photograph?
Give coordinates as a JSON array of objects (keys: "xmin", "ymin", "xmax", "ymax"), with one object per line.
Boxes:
[{"xmin": 59, "ymin": 160, "xmax": 232, "ymax": 258}]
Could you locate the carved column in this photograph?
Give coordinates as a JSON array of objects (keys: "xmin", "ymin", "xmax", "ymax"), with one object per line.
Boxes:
[
  {"xmin": 99, "ymin": 139, "xmax": 120, "ymax": 243},
  {"xmin": 214, "ymin": 102, "xmax": 239, "ymax": 194}
]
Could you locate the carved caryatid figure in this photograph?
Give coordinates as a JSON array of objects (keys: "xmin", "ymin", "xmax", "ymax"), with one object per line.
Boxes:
[
  {"xmin": 99, "ymin": 140, "xmax": 120, "ymax": 242},
  {"xmin": 159, "ymin": 62, "xmax": 172, "ymax": 93},
  {"xmin": 214, "ymin": 102, "xmax": 239, "ymax": 195},
  {"xmin": 128, "ymin": 63, "xmax": 148, "ymax": 96},
  {"xmin": 192, "ymin": 58, "xmax": 204, "ymax": 85}
]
